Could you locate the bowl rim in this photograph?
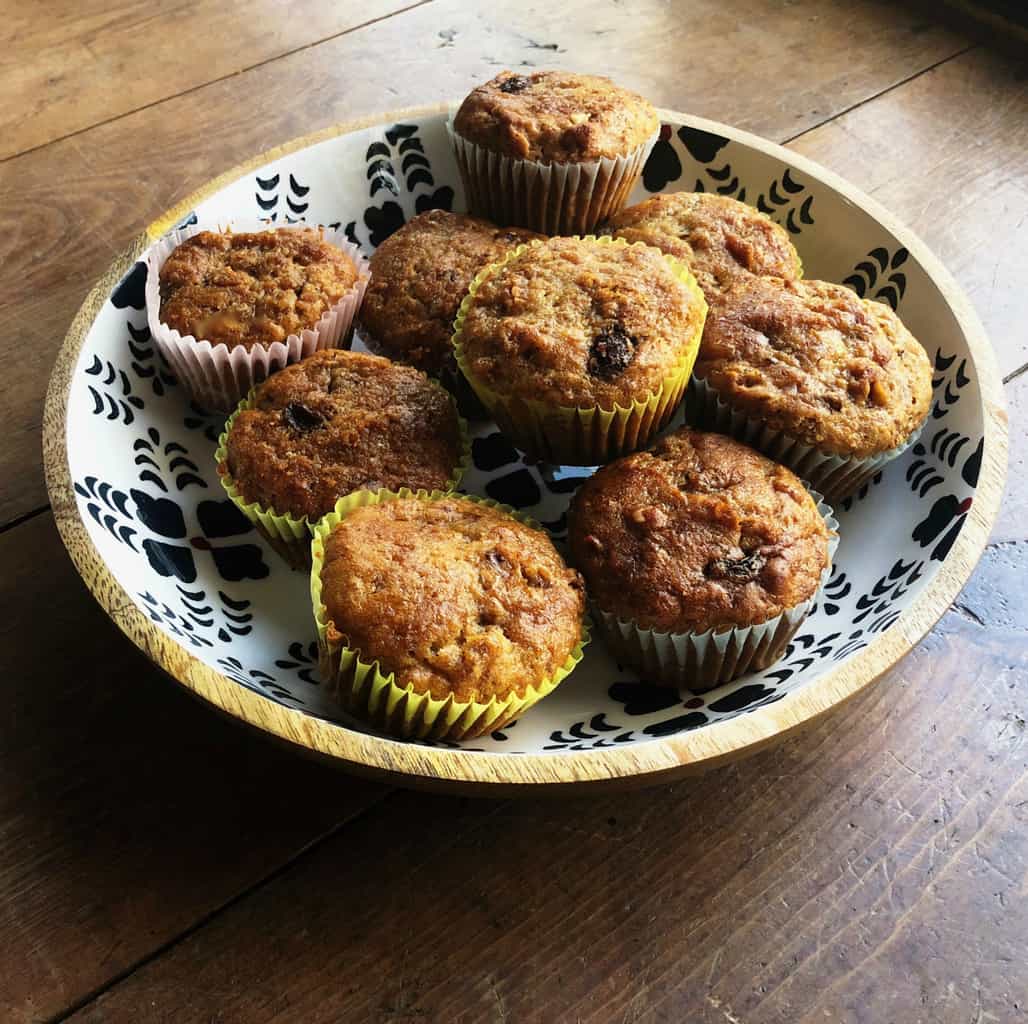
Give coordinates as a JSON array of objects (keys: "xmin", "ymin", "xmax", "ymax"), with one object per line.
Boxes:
[{"xmin": 42, "ymin": 103, "xmax": 1008, "ymax": 792}]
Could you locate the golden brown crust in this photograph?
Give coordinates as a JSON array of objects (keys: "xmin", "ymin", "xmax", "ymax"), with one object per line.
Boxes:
[
  {"xmin": 459, "ymin": 237, "xmax": 706, "ymax": 410},
  {"xmin": 223, "ymin": 350, "xmax": 462, "ymax": 521},
  {"xmin": 320, "ymin": 497, "xmax": 585, "ymax": 702},
  {"xmin": 158, "ymin": 229, "xmax": 358, "ymax": 349},
  {"xmin": 453, "ymin": 70, "xmax": 658, "ymax": 163},
  {"xmin": 568, "ymin": 429, "xmax": 830, "ymax": 634},
  {"xmin": 360, "ymin": 211, "xmax": 541, "ymax": 376},
  {"xmin": 607, "ymin": 192, "xmax": 801, "ymax": 299},
  {"xmin": 696, "ymin": 277, "xmax": 933, "ymax": 458}
]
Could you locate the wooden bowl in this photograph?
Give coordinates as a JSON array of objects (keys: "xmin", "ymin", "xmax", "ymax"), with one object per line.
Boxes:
[{"xmin": 42, "ymin": 105, "xmax": 1006, "ymax": 792}]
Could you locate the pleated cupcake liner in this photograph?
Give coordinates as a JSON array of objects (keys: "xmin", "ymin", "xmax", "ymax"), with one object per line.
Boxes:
[
  {"xmin": 453, "ymin": 237, "xmax": 708, "ymax": 466},
  {"xmin": 214, "ymin": 387, "xmax": 471, "ymax": 570},
  {"xmin": 146, "ymin": 221, "xmax": 371, "ymax": 414},
  {"xmin": 310, "ymin": 489, "xmax": 591, "ymax": 741},
  {"xmin": 686, "ymin": 376, "xmax": 925, "ymax": 503},
  {"xmin": 593, "ymin": 490, "xmax": 839, "ymax": 693},
  {"xmin": 448, "ymin": 117, "xmax": 658, "ymax": 236}
]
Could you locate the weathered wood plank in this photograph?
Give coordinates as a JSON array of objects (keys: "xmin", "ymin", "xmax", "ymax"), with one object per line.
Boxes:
[
  {"xmin": 0, "ymin": 0, "xmax": 414, "ymax": 160},
  {"xmin": 0, "ymin": 0, "xmax": 967, "ymax": 527},
  {"xmin": 789, "ymin": 47, "xmax": 1028, "ymax": 379},
  {"xmin": 67, "ymin": 546, "xmax": 1028, "ymax": 1023},
  {"xmin": 0, "ymin": 513, "xmax": 387, "ymax": 1023}
]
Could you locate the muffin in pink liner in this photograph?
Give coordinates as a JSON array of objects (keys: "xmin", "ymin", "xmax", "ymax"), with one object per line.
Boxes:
[{"xmin": 145, "ymin": 223, "xmax": 370, "ymax": 413}]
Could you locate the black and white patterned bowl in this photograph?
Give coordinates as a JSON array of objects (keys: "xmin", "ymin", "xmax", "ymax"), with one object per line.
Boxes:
[{"xmin": 43, "ymin": 106, "xmax": 1006, "ymax": 790}]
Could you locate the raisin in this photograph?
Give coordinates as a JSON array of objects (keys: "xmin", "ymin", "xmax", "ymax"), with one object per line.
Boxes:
[
  {"xmin": 499, "ymin": 75, "xmax": 531, "ymax": 94},
  {"xmin": 587, "ymin": 323, "xmax": 636, "ymax": 380},
  {"xmin": 282, "ymin": 401, "xmax": 324, "ymax": 432},
  {"xmin": 705, "ymin": 552, "xmax": 766, "ymax": 582},
  {"xmin": 486, "ymin": 549, "xmax": 510, "ymax": 572}
]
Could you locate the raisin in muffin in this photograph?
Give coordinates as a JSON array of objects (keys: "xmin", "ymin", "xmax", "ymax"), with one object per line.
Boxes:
[
  {"xmin": 454, "ymin": 235, "xmax": 706, "ymax": 464},
  {"xmin": 607, "ymin": 192, "xmax": 802, "ymax": 300},
  {"xmin": 451, "ymin": 70, "xmax": 659, "ymax": 234},
  {"xmin": 218, "ymin": 349, "xmax": 466, "ymax": 566},
  {"xmin": 313, "ymin": 493, "xmax": 587, "ymax": 739},
  {"xmin": 568, "ymin": 428, "xmax": 834, "ymax": 689},
  {"xmin": 158, "ymin": 228, "xmax": 360, "ymax": 348},
  {"xmin": 359, "ymin": 210, "xmax": 540, "ymax": 406},
  {"xmin": 692, "ymin": 275, "xmax": 932, "ymax": 498}
]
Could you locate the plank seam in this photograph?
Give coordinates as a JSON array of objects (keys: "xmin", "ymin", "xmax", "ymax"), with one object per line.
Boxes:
[{"xmin": 0, "ymin": 0, "xmax": 435, "ymax": 167}]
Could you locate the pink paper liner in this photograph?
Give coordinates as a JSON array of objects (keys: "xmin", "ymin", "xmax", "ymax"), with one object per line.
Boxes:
[{"xmin": 146, "ymin": 222, "xmax": 370, "ymax": 413}]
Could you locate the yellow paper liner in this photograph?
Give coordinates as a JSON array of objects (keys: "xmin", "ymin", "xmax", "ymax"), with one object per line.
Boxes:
[
  {"xmin": 214, "ymin": 385, "xmax": 472, "ymax": 570},
  {"xmin": 310, "ymin": 489, "xmax": 591, "ymax": 741},
  {"xmin": 452, "ymin": 237, "xmax": 708, "ymax": 466}
]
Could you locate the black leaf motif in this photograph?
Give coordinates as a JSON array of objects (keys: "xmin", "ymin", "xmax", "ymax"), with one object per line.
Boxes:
[
  {"xmin": 485, "ymin": 469, "xmax": 541, "ymax": 508},
  {"xmin": 643, "ymin": 712, "xmax": 708, "ymax": 737},
  {"xmin": 676, "ymin": 125, "xmax": 728, "ymax": 163},
  {"xmin": 110, "ymin": 262, "xmax": 147, "ymax": 310},
  {"xmin": 609, "ymin": 681, "xmax": 680, "ymax": 716}
]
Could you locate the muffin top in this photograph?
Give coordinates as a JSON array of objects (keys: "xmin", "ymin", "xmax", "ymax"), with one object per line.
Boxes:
[
  {"xmin": 319, "ymin": 496, "xmax": 585, "ymax": 702},
  {"xmin": 360, "ymin": 210, "xmax": 541, "ymax": 376},
  {"xmin": 222, "ymin": 349, "xmax": 463, "ymax": 521},
  {"xmin": 453, "ymin": 70, "xmax": 658, "ymax": 163},
  {"xmin": 159, "ymin": 228, "xmax": 359, "ymax": 349},
  {"xmin": 568, "ymin": 429, "xmax": 830, "ymax": 634},
  {"xmin": 607, "ymin": 192, "xmax": 802, "ymax": 298},
  {"xmin": 457, "ymin": 236, "xmax": 706, "ymax": 410},
  {"xmin": 696, "ymin": 276, "xmax": 933, "ymax": 458}
]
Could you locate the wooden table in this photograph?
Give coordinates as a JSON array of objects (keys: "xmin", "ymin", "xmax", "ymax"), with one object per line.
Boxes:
[{"xmin": 2, "ymin": 2, "xmax": 1026, "ymax": 1021}]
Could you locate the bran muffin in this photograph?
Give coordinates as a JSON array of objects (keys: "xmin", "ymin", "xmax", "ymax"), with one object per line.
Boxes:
[
  {"xmin": 313, "ymin": 493, "xmax": 587, "ymax": 739},
  {"xmin": 147, "ymin": 224, "xmax": 369, "ymax": 412},
  {"xmin": 606, "ymin": 192, "xmax": 802, "ymax": 300},
  {"xmin": 218, "ymin": 349, "xmax": 467, "ymax": 567},
  {"xmin": 568, "ymin": 428, "xmax": 834, "ymax": 689},
  {"xmin": 454, "ymin": 235, "xmax": 707, "ymax": 464},
  {"xmin": 158, "ymin": 228, "xmax": 360, "ymax": 348},
  {"xmin": 693, "ymin": 276, "xmax": 932, "ymax": 497},
  {"xmin": 450, "ymin": 70, "xmax": 659, "ymax": 234},
  {"xmin": 359, "ymin": 210, "xmax": 540, "ymax": 397}
]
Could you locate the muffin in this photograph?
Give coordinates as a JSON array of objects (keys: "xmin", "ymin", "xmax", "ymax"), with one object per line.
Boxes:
[
  {"xmin": 453, "ymin": 235, "xmax": 707, "ymax": 465},
  {"xmin": 216, "ymin": 349, "xmax": 469, "ymax": 567},
  {"xmin": 311, "ymin": 491, "xmax": 588, "ymax": 740},
  {"xmin": 146, "ymin": 224, "xmax": 369, "ymax": 412},
  {"xmin": 568, "ymin": 428, "xmax": 836, "ymax": 690},
  {"xmin": 450, "ymin": 70, "xmax": 659, "ymax": 235},
  {"xmin": 606, "ymin": 192, "xmax": 802, "ymax": 300},
  {"xmin": 692, "ymin": 276, "xmax": 933, "ymax": 499},
  {"xmin": 358, "ymin": 210, "xmax": 540, "ymax": 410}
]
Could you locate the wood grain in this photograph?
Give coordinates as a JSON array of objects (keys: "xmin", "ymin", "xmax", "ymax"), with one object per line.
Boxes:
[
  {"xmin": 0, "ymin": 0, "xmax": 414, "ymax": 160},
  {"xmin": 991, "ymin": 372, "xmax": 1027, "ymax": 544},
  {"xmin": 0, "ymin": 0, "xmax": 967, "ymax": 528},
  {"xmin": 789, "ymin": 47, "xmax": 1028, "ymax": 378},
  {"xmin": 0, "ymin": 512, "xmax": 387, "ymax": 1023},
  {"xmin": 67, "ymin": 548, "xmax": 1028, "ymax": 1023}
]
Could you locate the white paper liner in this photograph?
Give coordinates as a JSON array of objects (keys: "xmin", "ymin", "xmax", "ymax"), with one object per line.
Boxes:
[
  {"xmin": 448, "ymin": 116, "xmax": 658, "ymax": 235},
  {"xmin": 593, "ymin": 490, "xmax": 840, "ymax": 693},
  {"xmin": 146, "ymin": 222, "xmax": 371, "ymax": 413},
  {"xmin": 686, "ymin": 376, "xmax": 925, "ymax": 502}
]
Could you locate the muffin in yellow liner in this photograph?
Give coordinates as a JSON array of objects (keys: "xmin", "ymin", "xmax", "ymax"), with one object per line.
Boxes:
[
  {"xmin": 452, "ymin": 236, "xmax": 707, "ymax": 466},
  {"xmin": 310, "ymin": 489, "xmax": 590, "ymax": 742},
  {"xmin": 215, "ymin": 353, "xmax": 471, "ymax": 570}
]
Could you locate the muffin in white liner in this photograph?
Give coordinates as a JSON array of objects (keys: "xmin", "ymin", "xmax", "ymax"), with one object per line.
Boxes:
[
  {"xmin": 592, "ymin": 491, "xmax": 838, "ymax": 692},
  {"xmin": 145, "ymin": 222, "xmax": 370, "ymax": 413},
  {"xmin": 691, "ymin": 275, "xmax": 932, "ymax": 502},
  {"xmin": 449, "ymin": 119, "xmax": 657, "ymax": 236},
  {"xmin": 568, "ymin": 429, "xmax": 839, "ymax": 692},
  {"xmin": 448, "ymin": 70, "xmax": 659, "ymax": 235},
  {"xmin": 687, "ymin": 376, "xmax": 924, "ymax": 503}
]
